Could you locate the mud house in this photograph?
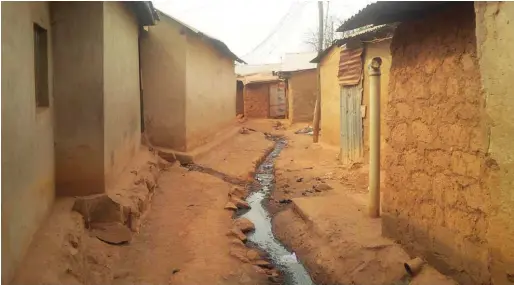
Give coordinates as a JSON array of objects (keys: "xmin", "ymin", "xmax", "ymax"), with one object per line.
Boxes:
[
  {"xmin": 140, "ymin": 10, "xmax": 244, "ymax": 153},
  {"xmin": 238, "ymin": 73, "xmax": 287, "ymax": 119},
  {"xmin": 1, "ymin": 1, "xmax": 157, "ymax": 283},
  {"xmin": 277, "ymin": 52, "xmax": 318, "ymax": 124},
  {"xmin": 338, "ymin": 2, "xmax": 514, "ymax": 284},
  {"xmin": 310, "ymin": 25, "xmax": 394, "ymax": 164}
]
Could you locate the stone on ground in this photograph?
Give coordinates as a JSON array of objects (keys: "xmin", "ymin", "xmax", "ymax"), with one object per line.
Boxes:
[
  {"xmin": 234, "ymin": 218, "xmax": 255, "ymax": 233},
  {"xmin": 228, "ymin": 227, "xmax": 247, "ymax": 242},
  {"xmin": 253, "ymin": 259, "xmax": 273, "ymax": 269},
  {"xmin": 224, "ymin": 202, "xmax": 238, "ymax": 211},
  {"xmin": 231, "ymin": 197, "xmax": 251, "ymax": 209},
  {"xmin": 246, "ymin": 249, "xmax": 261, "ymax": 261},
  {"xmin": 90, "ymin": 222, "xmax": 132, "ymax": 245}
]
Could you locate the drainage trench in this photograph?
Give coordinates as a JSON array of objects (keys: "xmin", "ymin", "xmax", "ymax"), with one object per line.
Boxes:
[{"xmin": 239, "ymin": 138, "xmax": 315, "ymax": 285}]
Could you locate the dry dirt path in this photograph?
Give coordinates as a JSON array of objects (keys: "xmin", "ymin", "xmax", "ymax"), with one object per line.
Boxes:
[{"xmin": 110, "ymin": 130, "xmax": 275, "ymax": 285}]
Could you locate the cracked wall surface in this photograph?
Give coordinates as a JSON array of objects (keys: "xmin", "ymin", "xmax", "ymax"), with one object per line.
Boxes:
[{"xmin": 382, "ymin": 3, "xmax": 492, "ymax": 284}]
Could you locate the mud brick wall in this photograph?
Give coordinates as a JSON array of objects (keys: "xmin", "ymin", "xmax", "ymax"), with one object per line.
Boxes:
[
  {"xmin": 382, "ymin": 3, "xmax": 491, "ymax": 284},
  {"xmin": 244, "ymin": 83, "xmax": 269, "ymax": 118}
]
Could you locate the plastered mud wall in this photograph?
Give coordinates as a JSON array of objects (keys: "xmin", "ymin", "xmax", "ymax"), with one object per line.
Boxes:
[
  {"xmin": 1, "ymin": 3, "xmax": 55, "ymax": 283},
  {"xmin": 140, "ymin": 14, "xmax": 187, "ymax": 151},
  {"xmin": 319, "ymin": 46, "xmax": 341, "ymax": 147},
  {"xmin": 184, "ymin": 33, "xmax": 236, "ymax": 151},
  {"xmin": 382, "ymin": 3, "xmax": 492, "ymax": 284},
  {"xmin": 475, "ymin": 2, "xmax": 514, "ymax": 284},
  {"xmin": 288, "ymin": 69, "xmax": 317, "ymax": 123},
  {"xmin": 103, "ymin": 2, "xmax": 141, "ymax": 188}
]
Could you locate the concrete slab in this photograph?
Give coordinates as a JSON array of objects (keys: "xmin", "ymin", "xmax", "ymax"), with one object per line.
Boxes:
[
  {"xmin": 156, "ymin": 125, "xmax": 241, "ymax": 165},
  {"xmin": 285, "ymin": 191, "xmax": 457, "ymax": 285}
]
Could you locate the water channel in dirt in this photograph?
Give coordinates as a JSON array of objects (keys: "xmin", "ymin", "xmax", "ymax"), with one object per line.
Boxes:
[{"xmin": 238, "ymin": 138, "xmax": 315, "ymax": 285}]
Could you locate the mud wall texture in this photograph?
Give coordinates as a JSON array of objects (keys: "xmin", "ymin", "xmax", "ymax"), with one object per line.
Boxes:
[
  {"xmin": 51, "ymin": 2, "xmax": 106, "ymax": 196},
  {"xmin": 244, "ymin": 83, "xmax": 270, "ymax": 118},
  {"xmin": 103, "ymin": 1, "xmax": 141, "ymax": 188},
  {"xmin": 141, "ymin": 14, "xmax": 187, "ymax": 151},
  {"xmin": 362, "ymin": 40, "xmax": 392, "ymax": 165},
  {"xmin": 1, "ymin": 2, "xmax": 55, "ymax": 283},
  {"xmin": 288, "ymin": 69, "xmax": 317, "ymax": 123},
  {"xmin": 185, "ymin": 33, "xmax": 236, "ymax": 151},
  {"xmin": 382, "ymin": 3, "xmax": 492, "ymax": 284},
  {"xmin": 475, "ymin": 2, "xmax": 514, "ymax": 284},
  {"xmin": 319, "ymin": 46, "xmax": 341, "ymax": 147}
]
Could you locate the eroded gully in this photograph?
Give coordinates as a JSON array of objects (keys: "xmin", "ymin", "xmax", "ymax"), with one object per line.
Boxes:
[{"xmin": 238, "ymin": 137, "xmax": 315, "ymax": 285}]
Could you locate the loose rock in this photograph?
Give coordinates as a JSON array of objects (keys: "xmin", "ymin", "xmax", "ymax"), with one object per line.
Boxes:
[
  {"xmin": 253, "ymin": 265, "xmax": 267, "ymax": 274},
  {"xmin": 234, "ymin": 217, "xmax": 255, "ymax": 233},
  {"xmin": 228, "ymin": 227, "xmax": 247, "ymax": 242},
  {"xmin": 313, "ymin": 183, "xmax": 333, "ymax": 192},
  {"xmin": 246, "ymin": 249, "xmax": 262, "ymax": 261},
  {"xmin": 231, "ymin": 197, "xmax": 251, "ymax": 209},
  {"xmin": 296, "ymin": 178, "xmax": 303, "ymax": 182},
  {"xmin": 229, "ymin": 245, "xmax": 250, "ymax": 263},
  {"xmin": 229, "ymin": 187, "xmax": 246, "ymax": 199},
  {"xmin": 90, "ymin": 222, "xmax": 132, "ymax": 245},
  {"xmin": 279, "ymin": 199, "xmax": 292, "ymax": 204},
  {"xmin": 254, "ymin": 259, "xmax": 273, "ymax": 269},
  {"xmin": 224, "ymin": 202, "xmax": 238, "ymax": 211}
]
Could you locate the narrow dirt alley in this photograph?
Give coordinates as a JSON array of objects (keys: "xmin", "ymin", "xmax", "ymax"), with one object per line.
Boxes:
[
  {"xmin": 111, "ymin": 127, "xmax": 277, "ymax": 285},
  {"xmin": 11, "ymin": 119, "xmax": 457, "ymax": 285}
]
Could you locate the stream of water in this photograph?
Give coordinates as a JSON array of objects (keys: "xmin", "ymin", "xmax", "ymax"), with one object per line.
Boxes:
[{"xmin": 239, "ymin": 138, "xmax": 315, "ymax": 285}]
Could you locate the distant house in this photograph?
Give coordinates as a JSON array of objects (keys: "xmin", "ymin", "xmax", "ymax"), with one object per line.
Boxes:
[
  {"xmin": 277, "ymin": 52, "xmax": 318, "ymax": 124},
  {"xmin": 140, "ymin": 10, "xmax": 244, "ymax": 152},
  {"xmin": 238, "ymin": 73, "xmax": 287, "ymax": 119},
  {"xmin": 337, "ymin": 2, "xmax": 514, "ymax": 285},
  {"xmin": 1, "ymin": 1, "xmax": 157, "ymax": 283},
  {"xmin": 311, "ymin": 25, "xmax": 394, "ymax": 163},
  {"xmin": 237, "ymin": 52, "xmax": 318, "ymax": 122}
]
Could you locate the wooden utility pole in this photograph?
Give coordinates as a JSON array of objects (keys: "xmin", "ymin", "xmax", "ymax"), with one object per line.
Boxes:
[{"xmin": 312, "ymin": 1, "xmax": 323, "ymax": 143}]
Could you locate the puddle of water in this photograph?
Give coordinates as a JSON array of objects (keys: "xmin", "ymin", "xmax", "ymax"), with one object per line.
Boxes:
[{"xmin": 239, "ymin": 139, "xmax": 315, "ymax": 285}]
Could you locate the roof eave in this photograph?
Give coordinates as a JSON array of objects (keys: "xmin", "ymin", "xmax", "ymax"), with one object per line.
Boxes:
[
  {"xmin": 336, "ymin": 1, "xmax": 453, "ymax": 32},
  {"xmin": 129, "ymin": 1, "xmax": 159, "ymax": 27}
]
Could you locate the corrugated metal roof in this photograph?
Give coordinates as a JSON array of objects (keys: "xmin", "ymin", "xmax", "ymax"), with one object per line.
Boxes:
[
  {"xmin": 156, "ymin": 10, "xmax": 246, "ymax": 63},
  {"xmin": 338, "ymin": 48, "xmax": 363, "ymax": 86},
  {"xmin": 127, "ymin": 1, "xmax": 159, "ymax": 26},
  {"xmin": 340, "ymin": 24, "xmax": 392, "ymax": 40},
  {"xmin": 336, "ymin": 1, "xmax": 453, "ymax": 32},
  {"xmin": 311, "ymin": 24, "xmax": 395, "ymax": 63},
  {"xmin": 281, "ymin": 52, "xmax": 318, "ymax": 72}
]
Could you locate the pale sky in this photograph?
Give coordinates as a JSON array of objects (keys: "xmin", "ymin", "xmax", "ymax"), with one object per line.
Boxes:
[{"xmin": 152, "ymin": 0, "xmax": 372, "ymax": 64}]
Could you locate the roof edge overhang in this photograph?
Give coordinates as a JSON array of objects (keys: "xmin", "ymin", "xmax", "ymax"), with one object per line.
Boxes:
[
  {"xmin": 128, "ymin": 1, "xmax": 159, "ymax": 27},
  {"xmin": 156, "ymin": 9, "xmax": 246, "ymax": 64},
  {"xmin": 336, "ymin": 1, "xmax": 454, "ymax": 32}
]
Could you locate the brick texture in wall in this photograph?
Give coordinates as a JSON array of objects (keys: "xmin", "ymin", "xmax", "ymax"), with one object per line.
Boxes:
[
  {"xmin": 382, "ymin": 3, "xmax": 491, "ymax": 285},
  {"xmin": 244, "ymin": 83, "xmax": 269, "ymax": 118}
]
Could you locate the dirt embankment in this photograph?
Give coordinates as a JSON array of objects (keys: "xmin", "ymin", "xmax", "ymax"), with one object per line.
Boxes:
[
  {"xmin": 268, "ymin": 126, "xmax": 458, "ymax": 285},
  {"xmin": 12, "ymin": 121, "xmax": 289, "ymax": 285}
]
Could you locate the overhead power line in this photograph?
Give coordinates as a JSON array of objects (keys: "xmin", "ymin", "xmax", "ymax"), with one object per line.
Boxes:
[{"xmin": 242, "ymin": 0, "xmax": 307, "ymax": 59}]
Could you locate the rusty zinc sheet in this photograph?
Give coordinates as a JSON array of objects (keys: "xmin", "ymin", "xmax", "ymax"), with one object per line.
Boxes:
[{"xmin": 338, "ymin": 47, "xmax": 363, "ymax": 86}]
